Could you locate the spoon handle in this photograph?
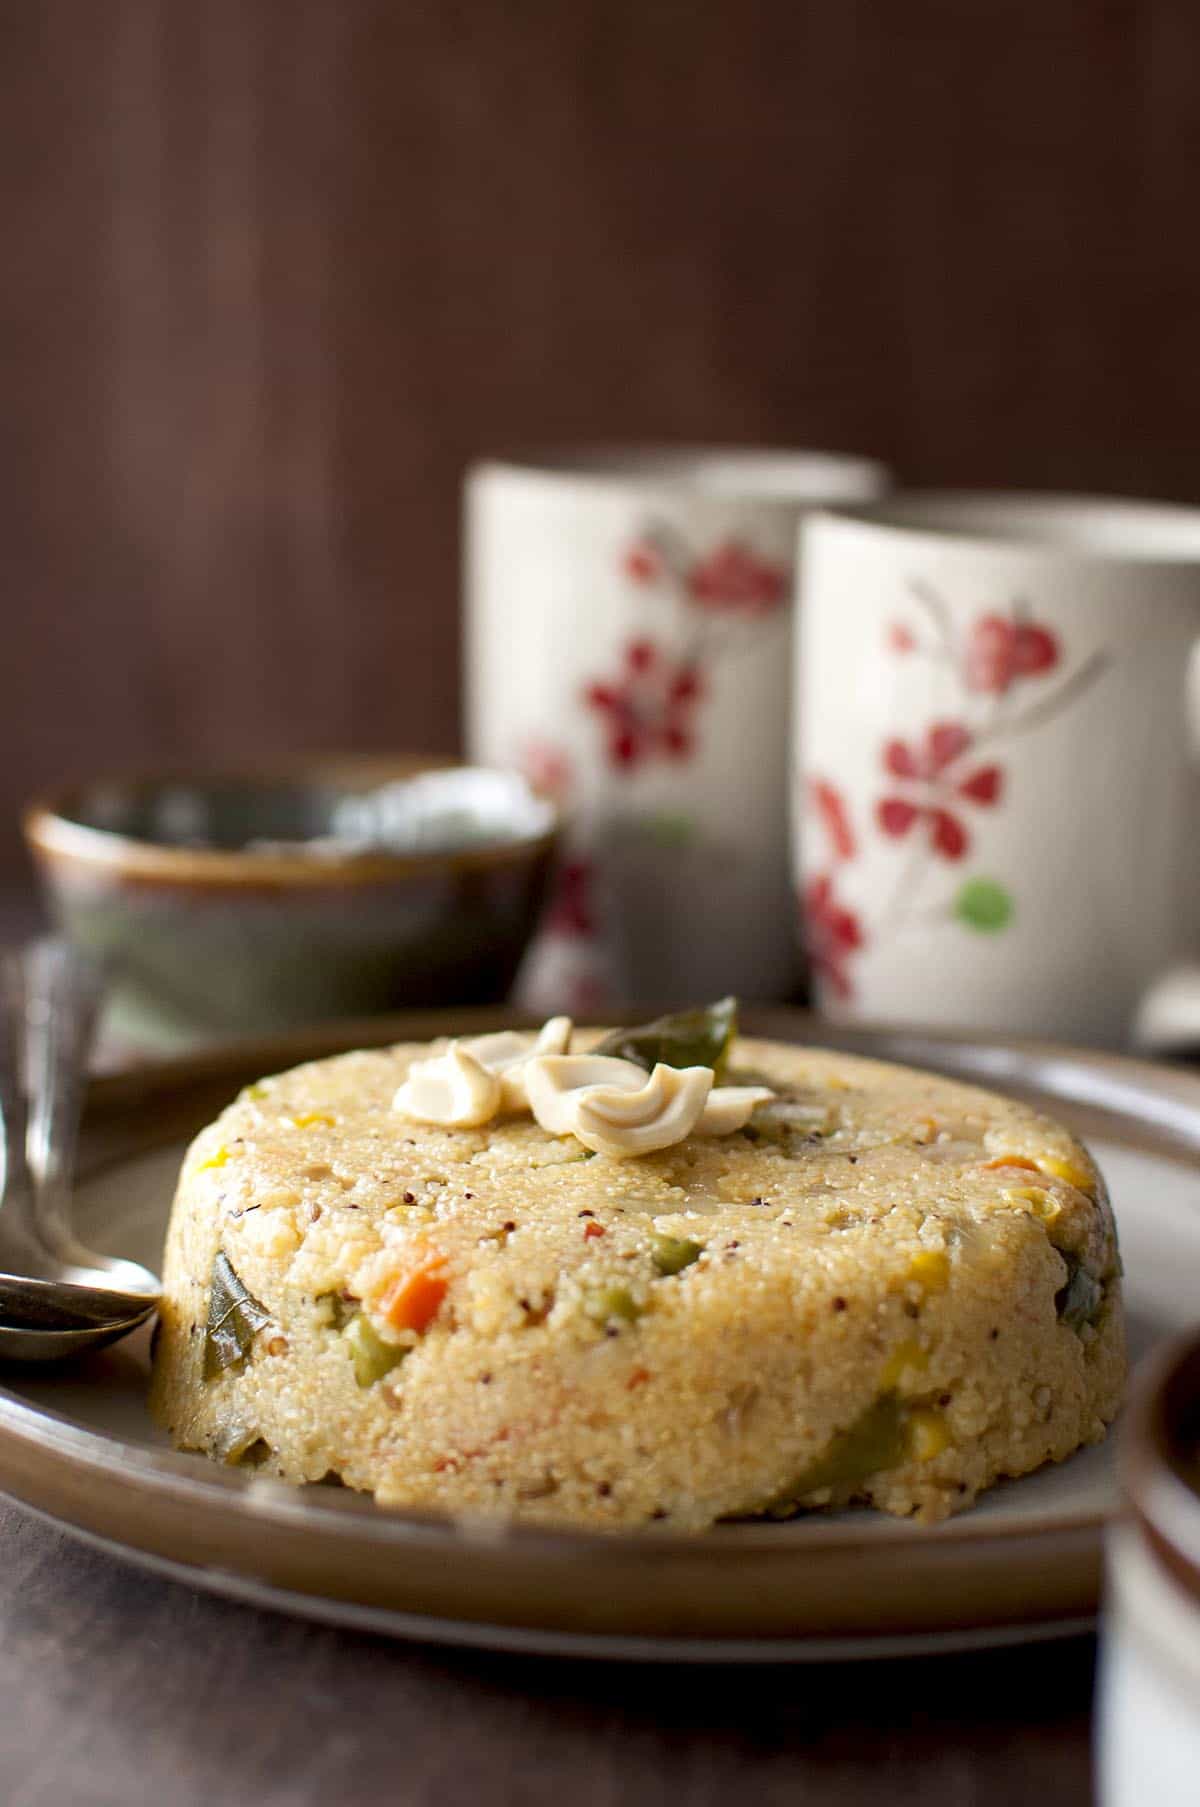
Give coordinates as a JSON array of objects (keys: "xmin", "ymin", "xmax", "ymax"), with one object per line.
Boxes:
[
  {"xmin": 0, "ymin": 940, "xmax": 160, "ymax": 1335},
  {"xmin": 22, "ymin": 938, "xmax": 105, "ymax": 1271},
  {"xmin": 0, "ymin": 951, "xmax": 49, "ymax": 1271}
]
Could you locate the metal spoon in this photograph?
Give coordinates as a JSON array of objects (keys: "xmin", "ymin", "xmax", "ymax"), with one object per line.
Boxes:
[{"xmin": 0, "ymin": 940, "xmax": 159, "ymax": 1361}]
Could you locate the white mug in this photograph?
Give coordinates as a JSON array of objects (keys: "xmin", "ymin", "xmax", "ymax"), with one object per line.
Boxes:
[
  {"xmin": 465, "ymin": 449, "xmax": 889, "ymax": 1009},
  {"xmin": 795, "ymin": 493, "xmax": 1200, "ymax": 1045}
]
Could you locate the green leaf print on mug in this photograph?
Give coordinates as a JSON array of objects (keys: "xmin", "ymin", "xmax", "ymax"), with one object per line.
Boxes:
[{"xmin": 954, "ymin": 878, "xmax": 1014, "ymax": 933}]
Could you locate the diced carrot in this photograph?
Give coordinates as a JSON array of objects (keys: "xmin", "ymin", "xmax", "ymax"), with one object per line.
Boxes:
[
  {"xmin": 626, "ymin": 1367, "xmax": 651, "ymax": 1391},
  {"xmin": 582, "ymin": 1221, "xmax": 606, "ymax": 1241},
  {"xmin": 380, "ymin": 1252, "xmax": 449, "ymax": 1334}
]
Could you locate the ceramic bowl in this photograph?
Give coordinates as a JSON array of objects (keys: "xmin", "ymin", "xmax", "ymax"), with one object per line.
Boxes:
[
  {"xmin": 25, "ymin": 758, "xmax": 559, "ymax": 1048},
  {"xmin": 1099, "ymin": 1329, "xmax": 1200, "ymax": 1806}
]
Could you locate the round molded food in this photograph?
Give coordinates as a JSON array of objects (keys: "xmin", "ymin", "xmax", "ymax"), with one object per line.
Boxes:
[{"xmin": 149, "ymin": 1033, "xmax": 1125, "ymax": 1528}]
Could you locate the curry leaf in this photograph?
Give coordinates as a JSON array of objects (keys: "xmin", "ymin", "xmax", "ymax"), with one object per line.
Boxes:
[
  {"xmin": 758, "ymin": 1395, "xmax": 907, "ymax": 1517},
  {"xmin": 594, "ymin": 997, "xmax": 738, "ymax": 1074},
  {"xmin": 204, "ymin": 1252, "xmax": 272, "ymax": 1379},
  {"xmin": 1055, "ymin": 1256, "xmax": 1105, "ymax": 1333}
]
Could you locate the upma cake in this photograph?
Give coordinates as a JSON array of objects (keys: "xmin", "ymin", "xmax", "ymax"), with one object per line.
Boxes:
[{"xmin": 150, "ymin": 1003, "xmax": 1124, "ymax": 1528}]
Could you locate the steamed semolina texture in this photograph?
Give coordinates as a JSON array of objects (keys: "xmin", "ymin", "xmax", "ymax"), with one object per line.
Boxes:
[{"xmin": 150, "ymin": 1030, "xmax": 1125, "ymax": 1529}]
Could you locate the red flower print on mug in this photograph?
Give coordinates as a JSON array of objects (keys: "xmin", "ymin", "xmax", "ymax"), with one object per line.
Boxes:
[
  {"xmin": 811, "ymin": 581, "xmax": 1110, "ymax": 976},
  {"xmin": 876, "ymin": 721, "xmax": 1003, "ymax": 862},
  {"xmin": 809, "ymin": 777, "xmax": 857, "ymax": 862},
  {"xmin": 802, "ymin": 873, "xmax": 864, "ymax": 1000},
  {"xmin": 964, "ymin": 614, "xmax": 1060, "ymax": 694},
  {"xmin": 520, "ymin": 738, "xmax": 574, "ymax": 803},
  {"xmin": 882, "ymin": 722, "xmax": 973, "ymax": 781},
  {"xmin": 584, "ymin": 638, "xmax": 705, "ymax": 771},
  {"xmin": 545, "ymin": 859, "xmax": 596, "ymax": 937},
  {"xmin": 687, "ymin": 540, "xmax": 788, "ymax": 616},
  {"xmin": 877, "ymin": 799, "xmax": 970, "ymax": 860},
  {"xmin": 623, "ymin": 540, "xmax": 664, "ymax": 586}
]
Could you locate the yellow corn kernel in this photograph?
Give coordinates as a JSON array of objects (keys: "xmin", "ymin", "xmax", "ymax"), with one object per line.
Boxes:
[
  {"xmin": 880, "ymin": 1338, "xmax": 929, "ymax": 1390},
  {"xmin": 1001, "ymin": 1184, "xmax": 1062, "ymax": 1223},
  {"xmin": 908, "ymin": 1248, "xmax": 950, "ymax": 1292},
  {"xmin": 824, "ymin": 1076, "xmax": 850, "ymax": 1092},
  {"xmin": 241, "ymin": 1081, "xmax": 269, "ymax": 1102},
  {"xmin": 1035, "ymin": 1154, "xmax": 1093, "ymax": 1194},
  {"xmin": 288, "ymin": 1111, "xmax": 336, "ymax": 1130},
  {"xmin": 196, "ymin": 1146, "xmax": 230, "ymax": 1173},
  {"xmin": 907, "ymin": 1408, "xmax": 951, "ymax": 1462}
]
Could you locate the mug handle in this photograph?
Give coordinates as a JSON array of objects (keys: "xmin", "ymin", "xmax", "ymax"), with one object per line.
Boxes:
[{"xmin": 1132, "ymin": 638, "xmax": 1200, "ymax": 1050}]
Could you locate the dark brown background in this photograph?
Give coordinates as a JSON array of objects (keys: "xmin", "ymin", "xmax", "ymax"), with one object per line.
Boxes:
[{"xmin": 5, "ymin": 0, "xmax": 1200, "ymax": 880}]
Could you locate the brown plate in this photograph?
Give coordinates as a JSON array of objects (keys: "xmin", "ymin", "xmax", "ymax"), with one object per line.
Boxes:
[{"xmin": 0, "ymin": 1007, "xmax": 1197, "ymax": 1662}]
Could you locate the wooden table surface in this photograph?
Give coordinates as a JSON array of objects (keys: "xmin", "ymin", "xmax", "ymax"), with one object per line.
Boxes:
[{"xmin": 0, "ymin": 1492, "xmax": 1096, "ymax": 1806}]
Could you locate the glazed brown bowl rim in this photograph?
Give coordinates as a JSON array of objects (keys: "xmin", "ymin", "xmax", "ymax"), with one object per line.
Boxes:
[
  {"xmin": 1123, "ymin": 1327, "xmax": 1200, "ymax": 1605},
  {"xmin": 24, "ymin": 756, "xmax": 561, "ymax": 889}
]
